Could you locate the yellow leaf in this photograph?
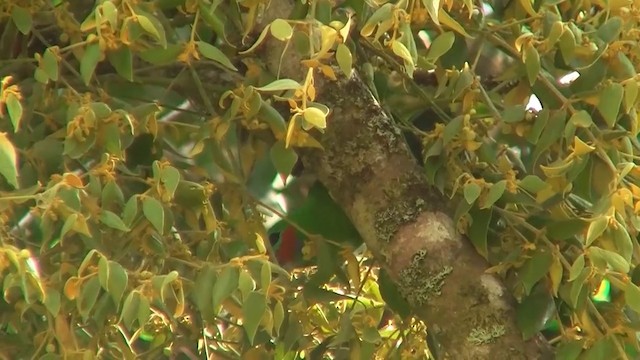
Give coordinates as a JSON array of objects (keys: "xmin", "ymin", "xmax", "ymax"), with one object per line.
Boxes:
[
  {"xmin": 391, "ymin": 40, "xmax": 413, "ymax": 64},
  {"xmin": 285, "ymin": 114, "xmax": 300, "ymax": 148},
  {"xmin": 344, "ymin": 251, "xmax": 360, "ymax": 290},
  {"xmin": 320, "ymin": 65, "xmax": 337, "ymax": 80},
  {"xmin": 63, "ymin": 173, "xmax": 84, "ymax": 188},
  {"xmin": 540, "ymin": 159, "xmax": 574, "ymax": 177},
  {"xmin": 572, "ymin": 136, "xmax": 595, "ymax": 156},
  {"xmin": 518, "ymin": 0, "xmax": 538, "ymax": 17}
]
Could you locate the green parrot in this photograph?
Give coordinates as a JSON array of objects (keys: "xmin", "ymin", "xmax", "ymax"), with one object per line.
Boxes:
[{"xmin": 267, "ymin": 182, "xmax": 363, "ymax": 268}]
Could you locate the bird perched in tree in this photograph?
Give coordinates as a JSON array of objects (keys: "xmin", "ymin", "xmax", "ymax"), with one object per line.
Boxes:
[{"xmin": 267, "ymin": 182, "xmax": 362, "ymax": 269}]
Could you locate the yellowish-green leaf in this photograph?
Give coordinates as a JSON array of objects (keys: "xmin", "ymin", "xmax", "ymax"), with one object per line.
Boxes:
[
  {"xmin": 142, "ymin": 196, "xmax": 165, "ymax": 234},
  {"xmin": 588, "ymin": 246, "xmax": 629, "ymax": 273},
  {"xmin": 518, "ymin": 0, "xmax": 537, "ymax": 16},
  {"xmin": 586, "ymin": 217, "xmax": 608, "ymax": 246},
  {"xmin": 255, "ymin": 79, "xmax": 301, "ymax": 92},
  {"xmin": 270, "ymin": 19, "xmax": 293, "ymax": 41},
  {"xmin": 625, "ymin": 282, "xmax": 640, "ymax": 314},
  {"xmin": 482, "ymin": 180, "xmax": 506, "ymax": 209},
  {"xmin": 196, "ymin": 41, "xmax": 237, "ymax": 71},
  {"xmin": 80, "ymin": 43, "xmax": 102, "ymax": 85},
  {"xmin": 597, "ymin": 82, "xmax": 623, "ymax": 128},
  {"xmin": 422, "ymin": 0, "xmax": 441, "ymax": 25},
  {"xmin": 43, "ymin": 48, "xmax": 59, "ymax": 81},
  {"xmin": 336, "ymin": 43, "xmax": 353, "ymax": 77},
  {"xmin": 240, "ymin": 25, "xmax": 271, "ymax": 54},
  {"xmin": 624, "ymin": 81, "xmax": 638, "ymax": 112},
  {"xmin": 438, "ymin": 10, "xmax": 471, "ymax": 38},
  {"xmin": 302, "ymin": 107, "xmax": 327, "ymax": 129},
  {"xmin": 5, "ymin": 92, "xmax": 22, "ymax": 132},
  {"xmin": 463, "ymin": 182, "xmax": 481, "ymax": 204},
  {"xmin": 11, "ymin": 6, "xmax": 32, "ymax": 34},
  {"xmin": 0, "ymin": 132, "xmax": 18, "ymax": 187},
  {"xmin": 569, "ymin": 110, "xmax": 593, "ymax": 128},
  {"xmin": 568, "ymin": 254, "xmax": 585, "ymax": 281},
  {"xmin": 524, "ymin": 43, "xmax": 540, "ymax": 86},
  {"xmin": 426, "ymin": 31, "xmax": 454, "ymax": 61}
]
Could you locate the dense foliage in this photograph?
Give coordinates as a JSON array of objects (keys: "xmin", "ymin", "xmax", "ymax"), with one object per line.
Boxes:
[{"xmin": 1, "ymin": 0, "xmax": 640, "ymax": 358}]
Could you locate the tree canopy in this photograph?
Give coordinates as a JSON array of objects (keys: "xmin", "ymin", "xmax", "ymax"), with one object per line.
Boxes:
[{"xmin": 1, "ymin": 0, "xmax": 640, "ymax": 359}]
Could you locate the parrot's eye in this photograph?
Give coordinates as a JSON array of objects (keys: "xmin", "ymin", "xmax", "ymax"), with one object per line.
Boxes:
[{"xmin": 268, "ymin": 232, "xmax": 280, "ymax": 246}]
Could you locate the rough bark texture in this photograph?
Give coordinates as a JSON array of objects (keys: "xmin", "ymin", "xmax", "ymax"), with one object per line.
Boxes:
[{"xmin": 257, "ymin": 2, "xmax": 554, "ymax": 359}]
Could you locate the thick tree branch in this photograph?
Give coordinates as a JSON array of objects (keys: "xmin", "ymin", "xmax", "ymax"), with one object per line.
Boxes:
[{"xmin": 257, "ymin": 2, "xmax": 554, "ymax": 359}]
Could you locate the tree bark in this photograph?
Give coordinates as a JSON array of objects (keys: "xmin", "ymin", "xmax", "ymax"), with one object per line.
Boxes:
[{"xmin": 258, "ymin": 2, "xmax": 554, "ymax": 359}]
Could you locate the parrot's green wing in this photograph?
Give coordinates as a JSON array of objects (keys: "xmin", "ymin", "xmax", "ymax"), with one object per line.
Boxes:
[{"xmin": 281, "ymin": 182, "xmax": 362, "ymax": 246}]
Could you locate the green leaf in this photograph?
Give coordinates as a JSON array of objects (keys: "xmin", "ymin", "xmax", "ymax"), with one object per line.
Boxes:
[
  {"xmin": 378, "ymin": 269, "xmax": 410, "ymax": 318},
  {"xmin": 468, "ymin": 208, "xmax": 491, "ymax": 258},
  {"xmin": 558, "ymin": 29, "xmax": 576, "ymax": 63},
  {"xmin": 212, "ymin": 266, "xmax": 239, "ymax": 309},
  {"xmin": 524, "ymin": 43, "xmax": 540, "ymax": 86},
  {"xmin": 137, "ymin": 14, "xmax": 166, "ymax": 47},
  {"xmin": 42, "ymin": 48, "xmax": 59, "ymax": 81},
  {"xmin": 44, "ymin": 289, "xmax": 61, "ymax": 316},
  {"xmin": 582, "ymin": 336, "xmax": 615, "ymax": 360},
  {"xmin": 160, "ymin": 166, "xmax": 181, "ymax": 198},
  {"xmin": 273, "ymin": 300, "xmax": 284, "ymax": 336},
  {"xmin": 585, "ymin": 216, "xmax": 608, "ymax": 246},
  {"xmin": 196, "ymin": 41, "xmax": 237, "ymax": 71},
  {"xmin": 426, "ymin": 32, "xmax": 454, "ymax": 61},
  {"xmin": 101, "ymin": 1, "xmax": 118, "ymax": 28},
  {"xmin": 336, "ymin": 43, "xmax": 353, "ymax": 77},
  {"xmin": 612, "ymin": 221, "xmax": 633, "ymax": 263},
  {"xmin": 0, "ymin": 133, "xmax": 19, "ymax": 188},
  {"xmin": 11, "ymin": 6, "xmax": 32, "ymax": 34},
  {"xmin": 142, "ymin": 197, "xmax": 165, "ymax": 234},
  {"xmin": 270, "ymin": 140, "xmax": 298, "ymax": 178},
  {"xmin": 597, "ymin": 82, "xmax": 623, "ymax": 128},
  {"xmin": 422, "ymin": 0, "xmax": 441, "ymax": 25},
  {"xmin": 482, "ymin": 180, "xmax": 506, "ymax": 209},
  {"xmin": 122, "ymin": 196, "xmax": 139, "ymax": 226},
  {"xmin": 596, "ymin": 17, "xmax": 622, "ymax": 43},
  {"xmin": 569, "ymin": 110, "xmax": 593, "ymax": 128},
  {"xmin": 193, "ymin": 264, "xmax": 217, "ymax": 320},
  {"xmin": 100, "ymin": 210, "xmax": 131, "ymax": 232},
  {"xmin": 242, "ymin": 292, "xmax": 267, "ymax": 345},
  {"xmin": 80, "ymin": 43, "xmax": 102, "ymax": 85},
  {"xmin": 443, "ymin": 115, "xmax": 464, "ymax": 145},
  {"xmin": 258, "ymin": 100, "xmax": 287, "ymax": 137},
  {"xmin": 625, "ymin": 282, "xmax": 640, "ymax": 314},
  {"xmin": 5, "ymin": 92, "xmax": 23, "ymax": 132},
  {"xmin": 568, "ymin": 255, "xmax": 585, "ymax": 281},
  {"xmin": 516, "ymin": 287, "xmax": 554, "ymax": 340},
  {"xmin": 519, "ymin": 175, "xmax": 546, "ymax": 193},
  {"xmin": 138, "ymin": 44, "xmax": 182, "ymax": 65},
  {"xmin": 107, "ymin": 46, "xmax": 133, "ymax": 81},
  {"xmin": 255, "ymin": 79, "xmax": 301, "ymax": 92},
  {"xmin": 526, "ymin": 108, "xmax": 549, "ymax": 144},
  {"xmin": 463, "ymin": 182, "xmax": 481, "ymax": 204},
  {"xmin": 589, "ymin": 246, "xmax": 630, "ymax": 273},
  {"xmin": 569, "ymin": 268, "xmax": 589, "ymax": 308},
  {"xmin": 107, "ymin": 261, "xmax": 128, "ymax": 307},
  {"xmin": 198, "ymin": 0, "xmax": 226, "ymax": 40},
  {"xmin": 546, "ymin": 219, "xmax": 586, "ymax": 240},
  {"xmin": 120, "ymin": 291, "xmax": 141, "ymax": 330},
  {"xmin": 502, "ymin": 105, "xmax": 526, "ymax": 123},
  {"xmin": 519, "ymin": 248, "xmax": 553, "ymax": 295},
  {"xmin": 77, "ymin": 276, "xmax": 101, "ymax": 320},
  {"xmin": 555, "ymin": 339, "xmax": 585, "ymax": 360},
  {"xmin": 270, "ymin": 19, "xmax": 293, "ymax": 40}
]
